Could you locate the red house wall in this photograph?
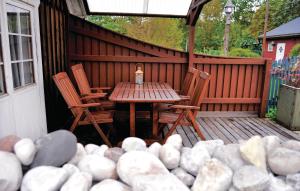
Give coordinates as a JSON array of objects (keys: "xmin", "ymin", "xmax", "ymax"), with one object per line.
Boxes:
[{"xmin": 263, "ymin": 37, "xmax": 300, "ymax": 60}]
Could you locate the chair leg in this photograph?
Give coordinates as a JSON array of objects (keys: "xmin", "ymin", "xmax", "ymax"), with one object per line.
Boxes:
[
  {"xmin": 187, "ymin": 111, "xmax": 206, "ymax": 140},
  {"xmin": 84, "ymin": 110, "xmax": 112, "ymax": 147},
  {"xmin": 163, "ymin": 112, "xmax": 185, "ymax": 143},
  {"xmin": 70, "ymin": 111, "xmax": 83, "ymax": 132}
]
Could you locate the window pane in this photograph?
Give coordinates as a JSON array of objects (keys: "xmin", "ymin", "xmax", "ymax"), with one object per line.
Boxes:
[
  {"xmin": 20, "ymin": 11, "xmax": 31, "ymax": 35},
  {"xmin": 0, "ymin": 65, "xmax": 5, "ymax": 95},
  {"xmin": 12, "ymin": 62, "xmax": 21, "ymax": 88},
  {"xmin": 23, "ymin": 61, "xmax": 34, "ymax": 84},
  {"xmin": 7, "ymin": 11, "xmax": 18, "ymax": 33},
  {"xmin": 9, "ymin": 35, "xmax": 20, "ymax": 61},
  {"xmin": 22, "ymin": 37, "xmax": 32, "ymax": 59}
]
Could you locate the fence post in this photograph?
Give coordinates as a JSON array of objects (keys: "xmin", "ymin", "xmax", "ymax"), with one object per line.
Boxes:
[{"xmin": 260, "ymin": 59, "xmax": 272, "ymax": 117}]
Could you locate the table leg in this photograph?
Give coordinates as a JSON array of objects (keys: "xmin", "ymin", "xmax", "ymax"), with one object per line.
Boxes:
[
  {"xmin": 130, "ymin": 103, "xmax": 135, "ymax": 137},
  {"xmin": 152, "ymin": 103, "xmax": 158, "ymax": 138}
]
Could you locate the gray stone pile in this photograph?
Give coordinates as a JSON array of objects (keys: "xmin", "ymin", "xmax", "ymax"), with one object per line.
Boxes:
[{"xmin": 1, "ymin": 130, "xmax": 300, "ymax": 191}]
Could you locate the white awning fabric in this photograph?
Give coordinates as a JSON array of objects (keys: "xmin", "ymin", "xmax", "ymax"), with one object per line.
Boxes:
[{"xmin": 86, "ymin": 0, "xmax": 192, "ymax": 16}]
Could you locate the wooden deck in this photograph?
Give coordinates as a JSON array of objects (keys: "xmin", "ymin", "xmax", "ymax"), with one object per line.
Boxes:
[{"xmin": 163, "ymin": 112, "xmax": 300, "ymax": 147}]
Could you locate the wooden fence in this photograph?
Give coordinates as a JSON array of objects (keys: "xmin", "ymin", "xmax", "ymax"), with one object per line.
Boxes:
[{"xmin": 68, "ymin": 15, "xmax": 271, "ymax": 116}]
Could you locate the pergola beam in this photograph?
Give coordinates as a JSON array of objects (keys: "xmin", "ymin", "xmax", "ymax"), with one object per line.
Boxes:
[{"xmin": 186, "ymin": 0, "xmax": 211, "ymax": 26}]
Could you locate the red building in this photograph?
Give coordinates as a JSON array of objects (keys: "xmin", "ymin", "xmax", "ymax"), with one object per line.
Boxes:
[{"xmin": 262, "ymin": 17, "xmax": 300, "ymax": 61}]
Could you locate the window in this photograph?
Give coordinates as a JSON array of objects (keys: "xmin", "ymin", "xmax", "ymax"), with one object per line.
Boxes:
[
  {"xmin": 0, "ymin": 21, "xmax": 6, "ymax": 95},
  {"xmin": 7, "ymin": 4, "xmax": 34, "ymax": 89},
  {"xmin": 268, "ymin": 42, "xmax": 274, "ymax": 52}
]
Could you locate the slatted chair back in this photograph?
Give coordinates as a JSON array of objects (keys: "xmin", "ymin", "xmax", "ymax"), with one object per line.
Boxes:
[
  {"xmin": 180, "ymin": 67, "xmax": 199, "ymax": 97},
  {"xmin": 71, "ymin": 64, "xmax": 91, "ymax": 96},
  {"xmin": 53, "ymin": 72, "xmax": 82, "ymax": 117},
  {"xmin": 190, "ymin": 71, "xmax": 210, "ymax": 116}
]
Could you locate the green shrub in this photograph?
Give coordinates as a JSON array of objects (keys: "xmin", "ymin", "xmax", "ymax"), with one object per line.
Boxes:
[
  {"xmin": 266, "ymin": 108, "xmax": 277, "ymax": 120},
  {"xmin": 229, "ymin": 48, "xmax": 260, "ymax": 57},
  {"xmin": 290, "ymin": 44, "xmax": 300, "ymax": 57}
]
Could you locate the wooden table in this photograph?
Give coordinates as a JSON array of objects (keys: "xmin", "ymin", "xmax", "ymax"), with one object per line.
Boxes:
[{"xmin": 109, "ymin": 82, "xmax": 181, "ymax": 137}]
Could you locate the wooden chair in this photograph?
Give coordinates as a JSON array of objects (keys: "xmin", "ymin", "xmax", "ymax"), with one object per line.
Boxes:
[
  {"xmin": 71, "ymin": 64, "xmax": 115, "ymax": 110},
  {"xmin": 159, "ymin": 71, "xmax": 210, "ymax": 142},
  {"xmin": 53, "ymin": 72, "xmax": 113, "ymax": 147}
]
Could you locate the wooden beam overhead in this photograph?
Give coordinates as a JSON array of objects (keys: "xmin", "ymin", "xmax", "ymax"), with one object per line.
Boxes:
[{"xmin": 186, "ymin": 0, "xmax": 211, "ymax": 26}]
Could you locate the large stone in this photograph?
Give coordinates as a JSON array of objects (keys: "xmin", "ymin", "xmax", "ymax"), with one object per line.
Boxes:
[
  {"xmin": 0, "ymin": 135, "xmax": 20, "ymax": 152},
  {"xmin": 60, "ymin": 172, "xmax": 92, "ymax": 191},
  {"xmin": 282, "ymin": 140, "xmax": 300, "ymax": 152},
  {"xmin": 31, "ymin": 130, "xmax": 77, "ymax": 167},
  {"xmin": 240, "ymin": 136, "xmax": 267, "ymax": 171},
  {"xmin": 159, "ymin": 144, "xmax": 180, "ymax": 169},
  {"xmin": 104, "ymin": 147, "xmax": 125, "ymax": 163},
  {"xmin": 233, "ymin": 165, "xmax": 269, "ymax": 191},
  {"xmin": 122, "ymin": 137, "xmax": 147, "ymax": 152},
  {"xmin": 78, "ymin": 155, "xmax": 117, "ymax": 181},
  {"xmin": 262, "ymin": 136, "xmax": 281, "ymax": 155},
  {"xmin": 213, "ymin": 144, "xmax": 246, "ymax": 171},
  {"xmin": 192, "ymin": 158, "xmax": 233, "ymax": 191},
  {"xmin": 180, "ymin": 145, "xmax": 210, "ymax": 176},
  {"xmin": 90, "ymin": 179, "xmax": 131, "ymax": 191},
  {"xmin": 117, "ymin": 151, "xmax": 169, "ymax": 186},
  {"xmin": 193, "ymin": 139, "xmax": 224, "ymax": 156},
  {"xmin": 0, "ymin": 151, "xmax": 22, "ymax": 191},
  {"xmin": 92, "ymin": 145, "xmax": 109, "ymax": 157},
  {"xmin": 147, "ymin": 142, "xmax": 162, "ymax": 158},
  {"xmin": 171, "ymin": 167, "xmax": 195, "ymax": 187},
  {"xmin": 132, "ymin": 173, "xmax": 190, "ymax": 191},
  {"xmin": 165, "ymin": 134, "xmax": 183, "ymax": 150},
  {"xmin": 265, "ymin": 174, "xmax": 294, "ymax": 191},
  {"xmin": 21, "ymin": 166, "xmax": 68, "ymax": 191},
  {"xmin": 268, "ymin": 147, "xmax": 300, "ymax": 175},
  {"xmin": 68, "ymin": 143, "xmax": 87, "ymax": 165},
  {"xmin": 14, "ymin": 138, "xmax": 37, "ymax": 166},
  {"xmin": 286, "ymin": 173, "xmax": 300, "ymax": 190}
]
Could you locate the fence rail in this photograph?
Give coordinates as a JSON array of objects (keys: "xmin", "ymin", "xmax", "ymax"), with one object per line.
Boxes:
[{"xmin": 268, "ymin": 57, "xmax": 300, "ymax": 111}]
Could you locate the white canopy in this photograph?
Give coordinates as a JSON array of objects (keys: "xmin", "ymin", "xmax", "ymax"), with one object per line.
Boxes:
[{"xmin": 86, "ymin": 0, "xmax": 192, "ymax": 17}]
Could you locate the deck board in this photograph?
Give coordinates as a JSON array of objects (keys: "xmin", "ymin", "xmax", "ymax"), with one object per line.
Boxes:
[{"xmin": 163, "ymin": 115, "xmax": 300, "ymax": 147}]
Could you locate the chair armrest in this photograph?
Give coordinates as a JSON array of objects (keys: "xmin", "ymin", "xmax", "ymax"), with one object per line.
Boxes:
[
  {"xmin": 90, "ymin": 87, "xmax": 112, "ymax": 91},
  {"xmin": 169, "ymin": 105, "xmax": 200, "ymax": 110},
  {"xmin": 69, "ymin": 103, "xmax": 101, "ymax": 109},
  {"xmin": 179, "ymin": 95, "xmax": 190, "ymax": 101},
  {"xmin": 80, "ymin": 93, "xmax": 107, "ymax": 100}
]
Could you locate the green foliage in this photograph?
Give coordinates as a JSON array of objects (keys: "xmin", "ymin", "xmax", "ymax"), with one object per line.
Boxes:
[
  {"xmin": 266, "ymin": 108, "xmax": 277, "ymax": 120},
  {"xmin": 86, "ymin": 16, "xmax": 129, "ymax": 34},
  {"xmin": 290, "ymin": 44, "xmax": 300, "ymax": 57},
  {"xmin": 229, "ymin": 48, "xmax": 260, "ymax": 57}
]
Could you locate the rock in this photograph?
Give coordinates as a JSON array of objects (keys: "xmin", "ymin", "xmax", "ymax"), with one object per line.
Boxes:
[
  {"xmin": 165, "ymin": 134, "xmax": 182, "ymax": 150},
  {"xmin": 132, "ymin": 173, "xmax": 190, "ymax": 191},
  {"xmin": 193, "ymin": 139, "xmax": 224, "ymax": 156},
  {"xmin": 159, "ymin": 144, "xmax": 180, "ymax": 169},
  {"xmin": 90, "ymin": 179, "xmax": 131, "ymax": 191},
  {"xmin": 192, "ymin": 158, "xmax": 233, "ymax": 191},
  {"xmin": 265, "ymin": 174, "xmax": 294, "ymax": 191},
  {"xmin": 92, "ymin": 145, "xmax": 109, "ymax": 156},
  {"xmin": 286, "ymin": 173, "xmax": 300, "ymax": 190},
  {"xmin": 122, "ymin": 137, "xmax": 147, "ymax": 152},
  {"xmin": 228, "ymin": 186, "xmax": 239, "ymax": 191},
  {"xmin": 171, "ymin": 167, "xmax": 195, "ymax": 187},
  {"xmin": 78, "ymin": 155, "xmax": 117, "ymax": 181},
  {"xmin": 31, "ymin": 130, "xmax": 77, "ymax": 167},
  {"xmin": 104, "ymin": 147, "xmax": 125, "ymax": 163},
  {"xmin": 0, "ymin": 135, "xmax": 21, "ymax": 152},
  {"xmin": 282, "ymin": 140, "xmax": 300, "ymax": 152},
  {"xmin": 60, "ymin": 172, "xmax": 92, "ymax": 191},
  {"xmin": 0, "ymin": 151, "xmax": 22, "ymax": 191},
  {"xmin": 262, "ymin": 136, "xmax": 281, "ymax": 155},
  {"xmin": 21, "ymin": 166, "xmax": 68, "ymax": 191},
  {"xmin": 233, "ymin": 165, "xmax": 269, "ymax": 191},
  {"xmin": 84, "ymin": 144, "xmax": 100, "ymax": 154},
  {"xmin": 117, "ymin": 151, "xmax": 169, "ymax": 186},
  {"xmin": 14, "ymin": 138, "xmax": 37, "ymax": 166},
  {"xmin": 147, "ymin": 142, "xmax": 162, "ymax": 158},
  {"xmin": 240, "ymin": 136, "xmax": 267, "ymax": 171},
  {"xmin": 180, "ymin": 145, "xmax": 210, "ymax": 176},
  {"xmin": 62, "ymin": 163, "xmax": 80, "ymax": 176},
  {"xmin": 213, "ymin": 144, "xmax": 247, "ymax": 171},
  {"xmin": 68, "ymin": 143, "xmax": 87, "ymax": 165},
  {"xmin": 268, "ymin": 147, "xmax": 300, "ymax": 175}
]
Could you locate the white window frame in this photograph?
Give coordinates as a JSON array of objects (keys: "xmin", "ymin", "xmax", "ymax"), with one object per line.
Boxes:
[
  {"xmin": 0, "ymin": 22, "xmax": 7, "ymax": 96},
  {"xmin": 268, "ymin": 42, "xmax": 274, "ymax": 52}
]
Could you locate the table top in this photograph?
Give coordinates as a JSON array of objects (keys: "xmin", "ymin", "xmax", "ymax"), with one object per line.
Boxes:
[{"xmin": 109, "ymin": 82, "xmax": 181, "ymax": 103}]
